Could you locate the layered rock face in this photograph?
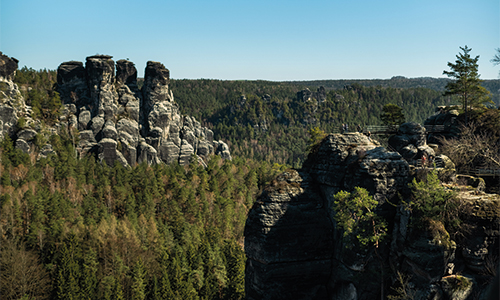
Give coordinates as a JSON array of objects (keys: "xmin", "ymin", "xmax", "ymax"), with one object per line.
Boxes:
[
  {"xmin": 54, "ymin": 55, "xmax": 229, "ymax": 166},
  {"xmin": 245, "ymin": 132, "xmax": 499, "ymax": 300},
  {"xmin": 388, "ymin": 122, "xmax": 434, "ymax": 162},
  {"xmin": 0, "ymin": 53, "xmax": 229, "ymax": 166},
  {"xmin": 245, "ymin": 133, "xmax": 411, "ymax": 299},
  {"xmin": 0, "ymin": 52, "xmax": 27, "ymax": 141}
]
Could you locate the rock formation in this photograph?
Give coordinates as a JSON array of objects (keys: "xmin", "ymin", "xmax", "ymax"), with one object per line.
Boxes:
[
  {"xmin": 245, "ymin": 132, "xmax": 499, "ymax": 300},
  {"xmin": 424, "ymin": 106, "xmax": 461, "ymax": 144},
  {"xmin": 0, "ymin": 52, "xmax": 29, "ymax": 141},
  {"xmin": 297, "ymin": 86, "xmax": 326, "ymax": 104},
  {"xmin": 0, "ymin": 53, "xmax": 230, "ymax": 167}
]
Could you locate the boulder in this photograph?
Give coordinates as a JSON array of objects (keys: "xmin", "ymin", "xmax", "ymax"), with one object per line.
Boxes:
[
  {"xmin": 102, "ymin": 122, "xmax": 118, "ymax": 140},
  {"xmin": 215, "ymin": 140, "xmax": 232, "ymax": 160},
  {"xmin": 158, "ymin": 141, "xmax": 180, "ymax": 164},
  {"xmin": 142, "ymin": 61, "xmax": 171, "ymax": 115},
  {"xmin": 90, "ymin": 116, "xmax": 105, "ymax": 136},
  {"xmin": 178, "ymin": 139, "xmax": 194, "ymax": 165},
  {"xmin": 86, "ymin": 55, "xmax": 118, "ymax": 119},
  {"xmin": 38, "ymin": 144, "xmax": 55, "ymax": 159},
  {"xmin": 138, "ymin": 141, "xmax": 161, "ymax": 165},
  {"xmin": 57, "ymin": 61, "xmax": 86, "ymax": 85},
  {"xmin": 97, "ymin": 138, "xmax": 118, "ymax": 167},
  {"xmin": 78, "ymin": 109, "xmax": 91, "ymax": 130}
]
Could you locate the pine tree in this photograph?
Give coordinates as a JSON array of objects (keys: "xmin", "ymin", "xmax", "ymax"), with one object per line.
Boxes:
[
  {"xmin": 222, "ymin": 240, "xmax": 245, "ymax": 300},
  {"xmin": 443, "ymin": 45, "xmax": 492, "ymax": 125},
  {"xmin": 380, "ymin": 103, "xmax": 405, "ymax": 127},
  {"xmin": 131, "ymin": 259, "xmax": 147, "ymax": 300}
]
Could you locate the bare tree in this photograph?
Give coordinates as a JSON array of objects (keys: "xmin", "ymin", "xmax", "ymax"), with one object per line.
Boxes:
[
  {"xmin": 0, "ymin": 238, "xmax": 51, "ymax": 300},
  {"xmin": 438, "ymin": 123, "xmax": 500, "ymax": 173}
]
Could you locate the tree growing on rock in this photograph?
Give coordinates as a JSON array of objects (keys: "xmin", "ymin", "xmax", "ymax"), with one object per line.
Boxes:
[
  {"xmin": 380, "ymin": 103, "xmax": 405, "ymax": 128},
  {"xmin": 333, "ymin": 187, "xmax": 387, "ymax": 248},
  {"xmin": 443, "ymin": 46, "xmax": 492, "ymax": 125},
  {"xmin": 333, "ymin": 187, "xmax": 388, "ymax": 300}
]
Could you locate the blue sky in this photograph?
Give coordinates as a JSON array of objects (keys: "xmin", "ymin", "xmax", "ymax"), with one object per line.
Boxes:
[{"xmin": 1, "ymin": 0, "xmax": 499, "ymax": 80}]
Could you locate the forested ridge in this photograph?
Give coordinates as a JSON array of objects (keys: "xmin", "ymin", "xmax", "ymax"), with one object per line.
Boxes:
[
  {"xmin": 2, "ymin": 67, "xmax": 499, "ymax": 299},
  {"xmin": 1, "ymin": 129, "xmax": 284, "ymax": 300},
  {"xmin": 169, "ymin": 79, "xmax": 466, "ymax": 167}
]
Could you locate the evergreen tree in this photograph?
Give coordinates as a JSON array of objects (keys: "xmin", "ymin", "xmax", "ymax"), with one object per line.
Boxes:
[
  {"xmin": 222, "ymin": 240, "xmax": 245, "ymax": 300},
  {"xmin": 380, "ymin": 103, "xmax": 405, "ymax": 127},
  {"xmin": 443, "ymin": 46, "xmax": 492, "ymax": 125},
  {"xmin": 131, "ymin": 259, "xmax": 147, "ymax": 300}
]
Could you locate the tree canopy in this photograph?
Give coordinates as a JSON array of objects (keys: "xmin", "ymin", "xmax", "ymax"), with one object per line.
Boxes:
[
  {"xmin": 443, "ymin": 46, "xmax": 492, "ymax": 124},
  {"xmin": 380, "ymin": 103, "xmax": 405, "ymax": 127}
]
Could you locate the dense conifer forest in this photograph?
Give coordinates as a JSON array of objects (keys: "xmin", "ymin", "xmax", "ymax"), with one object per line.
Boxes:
[
  {"xmin": 169, "ymin": 79, "xmax": 467, "ymax": 166},
  {"xmin": 1, "ymin": 67, "xmax": 499, "ymax": 299},
  {"xmin": 1, "ymin": 129, "xmax": 284, "ymax": 300}
]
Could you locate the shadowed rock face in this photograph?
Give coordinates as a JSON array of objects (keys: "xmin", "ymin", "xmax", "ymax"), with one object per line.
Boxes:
[
  {"xmin": 116, "ymin": 59, "xmax": 137, "ymax": 86},
  {"xmin": 0, "ymin": 52, "xmax": 230, "ymax": 167},
  {"xmin": 245, "ymin": 170, "xmax": 333, "ymax": 300},
  {"xmin": 245, "ymin": 133, "xmax": 410, "ymax": 300},
  {"xmin": 245, "ymin": 132, "xmax": 499, "ymax": 300},
  {"xmin": 0, "ymin": 52, "xmax": 19, "ymax": 81}
]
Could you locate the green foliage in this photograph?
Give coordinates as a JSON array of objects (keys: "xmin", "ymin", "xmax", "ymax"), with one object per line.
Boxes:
[
  {"xmin": 443, "ymin": 46, "xmax": 493, "ymax": 124},
  {"xmin": 170, "ymin": 79, "xmax": 454, "ymax": 167},
  {"xmin": 1, "ymin": 134, "xmax": 30, "ymax": 168},
  {"xmin": 492, "ymin": 48, "xmax": 500, "ymax": 77},
  {"xmin": 408, "ymin": 170, "xmax": 460, "ymax": 228},
  {"xmin": 380, "ymin": 103, "xmax": 405, "ymax": 126},
  {"xmin": 333, "ymin": 187, "xmax": 387, "ymax": 248},
  {"xmin": 0, "ymin": 129, "xmax": 280, "ymax": 300},
  {"xmin": 14, "ymin": 66, "xmax": 61, "ymax": 125},
  {"xmin": 306, "ymin": 127, "xmax": 327, "ymax": 154}
]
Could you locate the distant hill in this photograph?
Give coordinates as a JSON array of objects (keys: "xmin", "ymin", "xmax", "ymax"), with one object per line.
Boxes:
[{"xmin": 281, "ymin": 77, "xmax": 500, "ymax": 104}]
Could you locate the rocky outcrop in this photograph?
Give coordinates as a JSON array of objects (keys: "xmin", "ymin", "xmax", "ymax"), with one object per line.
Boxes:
[
  {"xmin": 297, "ymin": 86, "xmax": 326, "ymax": 103},
  {"xmin": 424, "ymin": 106, "xmax": 461, "ymax": 144},
  {"xmin": 245, "ymin": 132, "xmax": 499, "ymax": 300},
  {"xmin": 389, "ymin": 122, "xmax": 434, "ymax": 162},
  {"xmin": 245, "ymin": 133, "xmax": 411, "ymax": 299},
  {"xmin": 53, "ymin": 55, "xmax": 228, "ymax": 167},
  {"xmin": 0, "ymin": 53, "xmax": 229, "ymax": 167},
  {"xmin": 0, "ymin": 53, "xmax": 30, "ymax": 141},
  {"xmin": 0, "ymin": 52, "xmax": 19, "ymax": 82},
  {"xmin": 245, "ymin": 170, "xmax": 333, "ymax": 300}
]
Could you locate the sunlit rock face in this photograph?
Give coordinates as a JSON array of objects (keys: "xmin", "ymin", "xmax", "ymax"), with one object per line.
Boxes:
[
  {"xmin": 0, "ymin": 52, "xmax": 229, "ymax": 166},
  {"xmin": 54, "ymin": 55, "xmax": 226, "ymax": 167}
]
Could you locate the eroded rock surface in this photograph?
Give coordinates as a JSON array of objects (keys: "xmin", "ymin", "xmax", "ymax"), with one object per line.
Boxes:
[
  {"xmin": 0, "ymin": 52, "xmax": 229, "ymax": 167},
  {"xmin": 53, "ymin": 55, "xmax": 228, "ymax": 167},
  {"xmin": 245, "ymin": 132, "xmax": 499, "ymax": 300}
]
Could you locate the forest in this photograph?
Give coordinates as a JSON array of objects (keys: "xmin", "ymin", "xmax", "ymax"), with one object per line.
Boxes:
[
  {"xmin": 1, "ymin": 128, "xmax": 284, "ymax": 300},
  {"xmin": 169, "ymin": 78, "xmax": 470, "ymax": 167},
  {"xmin": 1, "ymin": 66, "xmax": 499, "ymax": 299}
]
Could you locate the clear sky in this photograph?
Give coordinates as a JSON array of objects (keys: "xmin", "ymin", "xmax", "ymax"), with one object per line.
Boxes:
[{"xmin": 1, "ymin": 0, "xmax": 499, "ymax": 80}]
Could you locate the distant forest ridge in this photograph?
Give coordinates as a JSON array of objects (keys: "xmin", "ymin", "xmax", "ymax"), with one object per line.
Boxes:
[
  {"xmin": 137, "ymin": 76, "xmax": 500, "ymax": 93},
  {"xmin": 280, "ymin": 77, "xmax": 500, "ymax": 94}
]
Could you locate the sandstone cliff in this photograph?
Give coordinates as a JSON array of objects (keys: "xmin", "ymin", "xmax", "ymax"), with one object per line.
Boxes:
[
  {"xmin": 245, "ymin": 132, "xmax": 499, "ymax": 300},
  {"xmin": 0, "ymin": 53, "xmax": 231, "ymax": 167}
]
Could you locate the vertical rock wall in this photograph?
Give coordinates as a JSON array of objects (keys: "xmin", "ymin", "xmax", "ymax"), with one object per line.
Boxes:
[
  {"xmin": 54, "ymin": 55, "xmax": 230, "ymax": 167},
  {"xmin": 245, "ymin": 132, "xmax": 499, "ymax": 300}
]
